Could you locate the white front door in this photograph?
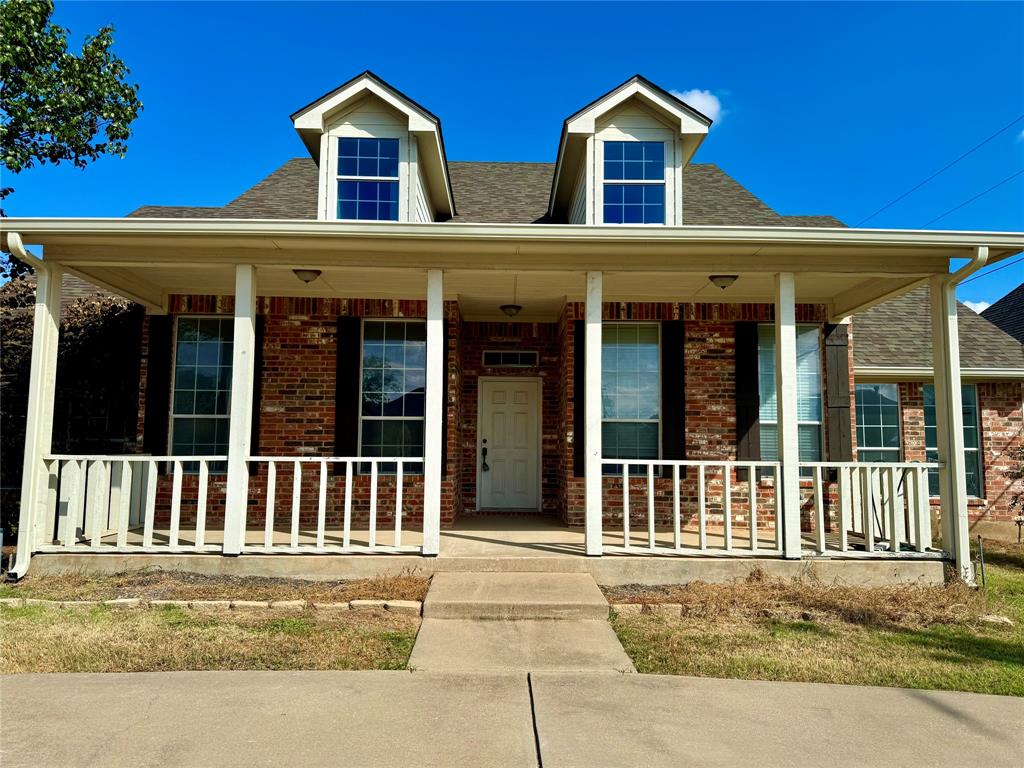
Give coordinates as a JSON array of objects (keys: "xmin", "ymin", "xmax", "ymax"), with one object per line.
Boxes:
[{"xmin": 478, "ymin": 378, "xmax": 541, "ymax": 510}]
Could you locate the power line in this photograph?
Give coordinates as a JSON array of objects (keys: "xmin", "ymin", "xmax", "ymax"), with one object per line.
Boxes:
[
  {"xmin": 855, "ymin": 112, "xmax": 1024, "ymax": 226},
  {"xmin": 959, "ymin": 254, "xmax": 1024, "ymax": 287},
  {"xmin": 920, "ymin": 168, "xmax": 1024, "ymax": 227}
]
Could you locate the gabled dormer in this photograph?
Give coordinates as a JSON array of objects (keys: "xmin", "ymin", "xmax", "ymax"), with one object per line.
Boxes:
[
  {"xmin": 548, "ymin": 75, "xmax": 711, "ymax": 225},
  {"xmin": 291, "ymin": 71, "xmax": 455, "ymax": 222}
]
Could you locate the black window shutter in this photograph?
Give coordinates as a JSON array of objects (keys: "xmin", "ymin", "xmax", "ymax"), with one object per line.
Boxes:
[
  {"xmin": 735, "ymin": 322, "xmax": 761, "ymax": 460},
  {"xmin": 573, "ymin": 320, "xmax": 585, "ymax": 477},
  {"xmin": 660, "ymin": 320, "xmax": 686, "ymax": 477},
  {"xmin": 334, "ymin": 317, "xmax": 362, "ymax": 474},
  {"xmin": 824, "ymin": 323, "xmax": 853, "ymax": 461},
  {"xmin": 248, "ymin": 315, "xmax": 265, "ymax": 476},
  {"xmin": 142, "ymin": 315, "xmax": 174, "ymax": 474},
  {"xmin": 442, "ymin": 319, "xmax": 450, "ymax": 479}
]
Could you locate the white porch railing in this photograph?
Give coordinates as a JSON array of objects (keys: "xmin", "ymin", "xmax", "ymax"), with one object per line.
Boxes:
[
  {"xmin": 801, "ymin": 462, "xmax": 938, "ymax": 556},
  {"xmin": 36, "ymin": 455, "xmax": 226, "ymax": 553},
  {"xmin": 243, "ymin": 457, "xmax": 423, "ymax": 554},
  {"xmin": 599, "ymin": 459, "xmax": 784, "ymax": 556}
]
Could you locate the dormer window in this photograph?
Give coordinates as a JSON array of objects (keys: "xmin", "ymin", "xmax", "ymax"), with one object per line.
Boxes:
[
  {"xmin": 602, "ymin": 141, "xmax": 665, "ymax": 224},
  {"xmin": 337, "ymin": 137, "xmax": 400, "ymax": 221}
]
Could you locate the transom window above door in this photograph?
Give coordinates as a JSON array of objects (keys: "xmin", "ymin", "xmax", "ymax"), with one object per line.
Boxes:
[
  {"xmin": 337, "ymin": 137, "xmax": 399, "ymax": 221},
  {"xmin": 603, "ymin": 141, "xmax": 665, "ymax": 224}
]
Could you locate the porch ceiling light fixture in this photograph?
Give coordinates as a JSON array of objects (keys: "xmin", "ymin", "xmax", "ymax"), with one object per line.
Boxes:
[
  {"xmin": 499, "ymin": 274, "xmax": 523, "ymax": 317},
  {"xmin": 293, "ymin": 269, "xmax": 322, "ymax": 284},
  {"xmin": 709, "ymin": 274, "xmax": 738, "ymax": 290}
]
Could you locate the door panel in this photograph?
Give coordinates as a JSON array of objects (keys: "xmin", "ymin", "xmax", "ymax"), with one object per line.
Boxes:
[{"xmin": 479, "ymin": 379, "xmax": 540, "ymax": 510}]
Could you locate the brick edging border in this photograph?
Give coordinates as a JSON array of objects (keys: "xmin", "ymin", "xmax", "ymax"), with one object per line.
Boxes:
[{"xmin": 0, "ymin": 597, "xmax": 423, "ymax": 615}]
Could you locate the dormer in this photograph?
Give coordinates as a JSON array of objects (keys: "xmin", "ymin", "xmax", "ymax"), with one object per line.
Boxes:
[
  {"xmin": 548, "ymin": 75, "xmax": 711, "ymax": 225},
  {"xmin": 291, "ymin": 71, "xmax": 455, "ymax": 222}
]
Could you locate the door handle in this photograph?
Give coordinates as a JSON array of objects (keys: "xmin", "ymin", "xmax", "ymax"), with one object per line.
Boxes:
[{"xmin": 481, "ymin": 439, "xmax": 490, "ymax": 472}]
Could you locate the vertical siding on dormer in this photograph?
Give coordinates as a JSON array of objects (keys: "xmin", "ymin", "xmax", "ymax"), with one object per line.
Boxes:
[
  {"xmin": 413, "ymin": 143, "xmax": 434, "ymax": 223},
  {"xmin": 568, "ymin": 165, "xmax": 587, "ymax": 224}
]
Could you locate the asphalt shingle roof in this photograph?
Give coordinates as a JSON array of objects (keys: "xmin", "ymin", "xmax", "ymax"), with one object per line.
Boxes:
[
  {"xmin": 982, "ymin": 282, "xmax": 1024, "ymax": 343},
  {"xmin": 853, "ymin": 285, "xmax": 1024, "ymax": 371}
]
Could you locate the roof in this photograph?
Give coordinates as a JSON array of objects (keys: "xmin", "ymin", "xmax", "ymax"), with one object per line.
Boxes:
[
  {"xmin": 128, "ymin": 157, "xmax": 829, "ymax": 227},
  {"xmin": 982, "ymin": 282, "xmax": 1024, "ymax": 343},
  {"xmin": 853, "ymin": 285, "xmax": 1024, "ymax": 371}
]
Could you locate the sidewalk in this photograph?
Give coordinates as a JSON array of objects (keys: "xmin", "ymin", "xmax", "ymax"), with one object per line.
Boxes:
[{"xmin": 3, "ymin": 670, "xmax": 1021, "ymax": 768}]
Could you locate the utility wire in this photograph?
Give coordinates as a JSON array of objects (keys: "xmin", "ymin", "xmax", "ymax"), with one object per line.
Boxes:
[
  {"xmin": 959, "ymin": 254, "xmax": 1024, "ymax": 287},
  {"xmin": 855, "ymin": 113, "xmax": 1024, "ymax": 226},
  {"xmin": 921, "ymin": 168, "xmax": 1024, "ymax": 227}
]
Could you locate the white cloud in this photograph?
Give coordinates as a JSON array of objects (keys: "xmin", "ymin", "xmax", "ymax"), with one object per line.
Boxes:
[
  {"xmin": 963, "ymin": 300, "xmax": 990, "ymax": 314},
  {"xmin": 670, "ymin": 89, "xmax": 725, "ymax": 124}
]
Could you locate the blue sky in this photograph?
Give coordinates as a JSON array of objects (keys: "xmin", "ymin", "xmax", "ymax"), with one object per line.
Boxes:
[{"xmin": 6, "ymin": 1, "xmax": 1023, "ymax": 308}]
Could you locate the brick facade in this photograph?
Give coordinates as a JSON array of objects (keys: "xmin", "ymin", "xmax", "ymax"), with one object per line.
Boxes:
[{"xmin": 133, "ymin": 294, "xmax": 1021, "ymax": 532}]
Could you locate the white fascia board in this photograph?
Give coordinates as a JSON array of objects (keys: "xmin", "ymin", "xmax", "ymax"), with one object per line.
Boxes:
[
  {"xmin": 566, "ymin": 80, "xmax": 710, "ymax": 136},
  {"xmin": 292, "ymin": 75, "xmax": 435, "ymax": 132},
  {"xmin": 5, "ymin": 219, "xmax": 1023, "ymax": 254},
  {"xmin": 854, "ymin": 365, "xmax": 1024, "ymax": 382}
]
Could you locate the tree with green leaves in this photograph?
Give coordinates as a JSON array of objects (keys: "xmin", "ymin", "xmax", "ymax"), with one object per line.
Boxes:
[{"xmin": 1, "ymin": 0, "xmax": 142, "ymax": 276}]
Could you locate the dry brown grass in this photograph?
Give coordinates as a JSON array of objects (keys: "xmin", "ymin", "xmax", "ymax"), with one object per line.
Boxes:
[
  {"xmin": 0, "ymin": 568, "xmax": 430, "ymax": 603},
  {"xmin": 0, "ymin": 604, "xmax": 418, "ymax": 673},
  {"xmin": 603, "ymin": 567, "xmax": 990, "ymax": 631}
]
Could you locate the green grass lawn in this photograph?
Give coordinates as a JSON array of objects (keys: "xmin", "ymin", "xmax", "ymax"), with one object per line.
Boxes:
[
  {"xmin": 608, "ymin": 541, "xmax": 1024, "ymax": 696},
  {"xmin": 1, "ymin": 603, "xmax": 419, "ymax": 673}
]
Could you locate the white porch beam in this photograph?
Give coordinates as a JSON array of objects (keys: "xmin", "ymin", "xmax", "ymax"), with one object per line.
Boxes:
[
  {"xmin": 10, "ymin": 263, "xmax": 63, "ymax": 579},
  {"xmin": 422, "ymin": 269, "xmax": 444, "ymax": 556},
  {"xmin": 930, "ymin": 274, "xmax": 974, "ymax": 583},
  {"xmin": 584, "ymin": 271, "xmax": 603, "ymax": 556},
  {"xmin": 775, "ymin": 272, "xmax": 802, "ymax": 559},
  {"xmin": 223, "ymin": 264, "xmax": 257, "ymax": 555}
]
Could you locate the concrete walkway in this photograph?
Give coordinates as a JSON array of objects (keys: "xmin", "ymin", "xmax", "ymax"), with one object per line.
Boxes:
[{"xmin": 3, "ymin": 671, "xmax": 1021, "ymax": 768}]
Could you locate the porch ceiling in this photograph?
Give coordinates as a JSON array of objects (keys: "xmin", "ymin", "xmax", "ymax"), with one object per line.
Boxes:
[{"xmin": 4, "ymin": 219, "xmax": 1022, "ymax": 320}]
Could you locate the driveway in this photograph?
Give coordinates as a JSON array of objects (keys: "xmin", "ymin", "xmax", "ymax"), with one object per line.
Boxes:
[{"xmin": 3, "ymin": 671, "xmax": 1021, "ymax": 767}]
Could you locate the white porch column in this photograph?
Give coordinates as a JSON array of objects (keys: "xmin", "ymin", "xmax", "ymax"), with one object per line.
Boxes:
[
  {"xmin": 11, "ymin": 264, "xmax": 63, "ymax": 578},
  {"xmin": 930, "ymin": 274, "xmax": 973, "ymax": 583},
  {"xmin": 775, "ymin": 272, "xmax": 802, "ymax": 559},
  {"xmin": 223, "ymin": 264, "xmax": 257, "ymax": 555},
  {"xmin": 422, "ymin": 269, "xmax": 444, "ymax": 556},
  {"xmin": 584, "ymin": 271, "xmax": 603, "ymax": 556}
]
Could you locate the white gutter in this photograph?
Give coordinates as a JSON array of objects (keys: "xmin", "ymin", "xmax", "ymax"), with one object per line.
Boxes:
[
  {"xmin": 947, "ymin": 245, "xmax": 990, "ymax": 285},
  {"xmin": 4, "ymin": 231, "xmax": 46, "ymax": 269},
  {"xmin": 855, "ymin": 366, "xmax": 1024, "ymax": 382}
]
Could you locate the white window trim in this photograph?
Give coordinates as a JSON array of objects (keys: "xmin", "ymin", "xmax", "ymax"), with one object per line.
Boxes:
[
  {"xmin": 599, "ymin": 137, "xmax": 668, "ymax": 226},
  {"xmin": 924, "ymin": 383, "xmax": 983, "ymax": 499},
  {"xmin": 356, "ymin": 318, "xmax": 426, "ymax": 475},
  {"xmin": 594, "ymin": 126, "xmax": 678, "ymax": 225},
  {"xmin": 168, "ymin": 314, "xmax": 231, "ymax": 471},
  {"xmin": 601, "ymin": 321, "xmax": 662, "ymax": 464},
  {"xmin": 854, "ymin": 382, "xmax": 903, "ymax": 462},
  {"xmin": 757, "ymin": 324, "xmax": 824, "ymax": 462},
  {"xmin": 326, "ymin": 127, "xmax": 409, "ymax": 222}
]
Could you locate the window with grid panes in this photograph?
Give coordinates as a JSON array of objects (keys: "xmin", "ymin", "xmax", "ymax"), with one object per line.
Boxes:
[{"xmin": 170, "ymin": 317, "xmax": 232, "ymax": 472}]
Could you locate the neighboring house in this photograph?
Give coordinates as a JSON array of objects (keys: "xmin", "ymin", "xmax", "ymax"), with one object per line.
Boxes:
[
  {"xmin": 982, "ymin": 282, "xmax": 1024, "ymax": 343},
  {"xmin": 5, "ymin": 71, "xmax": 1023, "ymax": 584},
  {"xmin": 853, "ymin": 286, "xmax": 1024, "ymax": 533}
]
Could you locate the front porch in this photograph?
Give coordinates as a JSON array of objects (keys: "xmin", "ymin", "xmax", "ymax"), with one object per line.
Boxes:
[{"xmin": 6, "ymin": 221, "xmax": 1011, "ymax": 582}]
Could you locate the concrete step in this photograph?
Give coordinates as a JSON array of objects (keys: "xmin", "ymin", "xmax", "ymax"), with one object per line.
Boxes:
[
  {"xmin": 423, "ymin": 572, "xmax": 610, "ymax": 620},
  {"xmin": 409, "ymin": 619, "xmax": 635, "ymax": 672}
]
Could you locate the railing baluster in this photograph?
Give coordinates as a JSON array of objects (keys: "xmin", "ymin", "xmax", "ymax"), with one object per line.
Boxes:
[
  {"xmin": 169, "ymin": 460, "xmax": 183, "ymax": 547},
  {"xmin": 143, "ymin": 460, "xmax": 157, "ymax": 547},
  {"xmin": 395, "ymin": 461, "xmax": 403, "ymax": 548},
  {"xmin": 622, "ymin": 464, "xmax": 630, "ymax": 549},
  {"xmin": 886, "ymin": 467, "xmax": 899, "ymax": 553},
  {"xmin": 915, "ymin": 467, "xmax": 931, "ymax": 552},
  {"xmin": 773, "ymin": 465, "xmax": 783, "ymax": 552},
  {"xmin": 88, "ymin": 460, "xmax": 107, "ymax": 548},
  {"xmin": 264, "ymin": 461, "xmax": 276, "ymax": 548},
  {"xmin": 291, "ymin": 462, "xmax": 301, "ymax": 548},
  {"xmin": 316, "ymin": 459, "xmax": 327, "ymax": 549},
  {"xmin": 748, "ymin": 463, "xmax": 758, "ymax": 553},
  {"xmin": 117, "ymin": 460, "xmax": 131, "ymax": 548},
  {"xmin": 75, "ymin": 459, "xmax": 88, "ymax": 543},
  {"xmin": 195, "ymin": 460, "xmax": 208, "ymax": 548},
  {"xmin": 672, "ymin": 464, "xmax": 681, "ymax": 551},
  {"xmin": 62, "ymin": 461, "xmax": 80, "ymax": 548},
  {"xmin": 837, "ymin": 467, "xmax": 849, "ymax": 552},
  {"xmin": 647, "ymin": 463, "xmax": 655, "ymax": 551},
  {"xmin": 813, "ymin": 465, "xmax": 825, "ymax": 554},
  {"xmin": 723, "ymin": 465, "xmax": 732, "ymax": 552},
  {"xmin": 343, "ymin": 461, "xmax": 353, "ymax": 550},
  {"xmin": 698, "ymin": 464, "xmax": 707, "ymax": 551},
  {"xmin": 369, "ymin": 461, "xmax": 378, "ymax": 549},
  {"xmin": 860, "ymin": 467, "xmax": 874, "ymax": 553}
]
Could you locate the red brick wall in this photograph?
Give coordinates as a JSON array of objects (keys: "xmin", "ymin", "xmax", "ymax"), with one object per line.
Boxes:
[{"xmin": 899, "ymin": 380, "xmax": 1023, "ymax": 524}]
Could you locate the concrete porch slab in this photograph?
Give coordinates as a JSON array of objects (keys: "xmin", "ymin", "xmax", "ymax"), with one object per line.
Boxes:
[
  {"xmin": 410, "ymin": 618, "xmax": 635, "ymax": 672},
  {"xmin": 423, "ymin": 572, "xmax": 610, "ymax": 620}
]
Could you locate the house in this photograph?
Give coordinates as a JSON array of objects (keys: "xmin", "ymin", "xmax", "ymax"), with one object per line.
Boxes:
[
  {"xmin": 5, "ymin": 71, "xmax": 1023, "ymax": 585},
  {"xmin": 853, "ymin": 286, "xmax": 1024, "ymax": 538},
  {"xmin": 982, "ymin": 282, "xmax": 1024, "ymax": 343}
]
